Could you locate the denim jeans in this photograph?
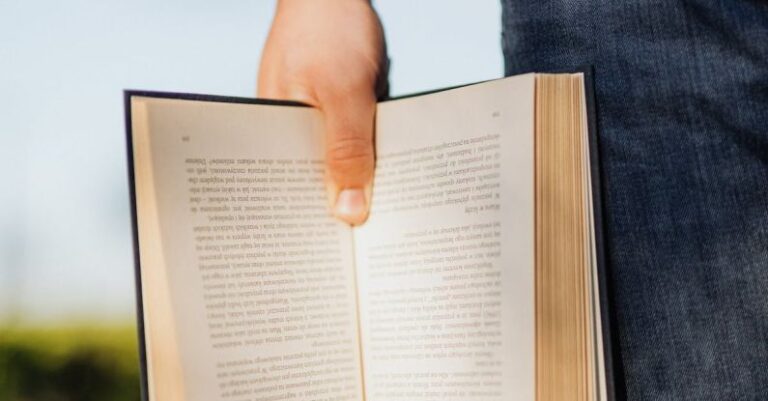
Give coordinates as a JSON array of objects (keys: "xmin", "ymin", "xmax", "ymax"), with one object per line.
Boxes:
[{"xmin": 501, "ymin": 1, "xmax": 768, "ymax": 399}]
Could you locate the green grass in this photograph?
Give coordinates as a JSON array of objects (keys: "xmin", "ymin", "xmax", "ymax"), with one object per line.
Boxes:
[{"xmin": 0, "ymin": 324, "xmax": 141, "ymax": 401}]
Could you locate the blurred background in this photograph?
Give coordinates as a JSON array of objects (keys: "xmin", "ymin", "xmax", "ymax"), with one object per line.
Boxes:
[{"xmin": 0, "ymin": 0, "xmax": 502, "ymax": 399}]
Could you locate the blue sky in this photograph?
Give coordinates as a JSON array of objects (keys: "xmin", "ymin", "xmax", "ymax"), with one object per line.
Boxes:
[{"xmin": 0, "ymin": 0, "xmax": 502, "ymax": 322}]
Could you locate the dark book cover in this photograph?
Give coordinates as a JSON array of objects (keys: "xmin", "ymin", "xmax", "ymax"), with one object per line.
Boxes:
[{"xmin": 124, "ymin": 71, "xmax": 624, "ymax": 401}]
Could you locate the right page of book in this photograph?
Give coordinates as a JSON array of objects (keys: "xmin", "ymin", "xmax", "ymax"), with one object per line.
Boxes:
[{"xmin": 353, "ymin": 74, "xmax": 536, "ymax": 401}]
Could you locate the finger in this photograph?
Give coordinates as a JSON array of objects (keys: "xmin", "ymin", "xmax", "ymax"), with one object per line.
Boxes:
[
  {"xmin": 256, "ymin": 43, "xmax": 318, "ymax": 105},
  {"xmin": 319, "ymin": 87, "xmax": 376, "ymax": 225},
  {"xmin": 257, "ymin": 73, "xmax": 318, "ymax": 107}
]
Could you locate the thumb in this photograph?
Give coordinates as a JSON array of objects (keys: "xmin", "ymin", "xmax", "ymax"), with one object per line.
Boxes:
[{"xmin": 320, "ymin": 89, "xmax": 376, "ymax": 226}]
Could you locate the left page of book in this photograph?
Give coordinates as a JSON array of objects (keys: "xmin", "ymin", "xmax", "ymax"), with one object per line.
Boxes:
[{"xmin": 131, "ymin": 96, "xmax": 363, "ymax": 401}]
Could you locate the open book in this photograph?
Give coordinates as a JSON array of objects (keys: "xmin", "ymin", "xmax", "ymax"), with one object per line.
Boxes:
[{"xmin": 126, "ymin": 72, "xmax": 620, "ymax": 401}]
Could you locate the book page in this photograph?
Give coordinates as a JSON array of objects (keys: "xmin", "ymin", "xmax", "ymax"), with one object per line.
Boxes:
[
  {"xmin": 354, "ymin": 75, "xmax": 536, "ymax": 401},
  {"xmin": 132, "ymin": 97, "xmax": 363, "ymax": 401}
]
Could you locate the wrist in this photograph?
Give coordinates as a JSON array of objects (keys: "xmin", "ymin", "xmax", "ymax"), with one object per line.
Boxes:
[{"xmin": 276, "ymin": 0, "xmax": 372, "ymax": 13}]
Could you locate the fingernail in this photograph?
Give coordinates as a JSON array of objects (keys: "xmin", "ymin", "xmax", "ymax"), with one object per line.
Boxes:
[{"xmin": 334, "ymin": 189, "xmax": 366, "ymax": 224}]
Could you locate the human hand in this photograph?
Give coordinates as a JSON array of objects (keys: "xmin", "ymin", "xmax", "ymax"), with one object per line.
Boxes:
[{"xmin": 258, "ymin": 0, "xmax": 388, "ymax": 225}]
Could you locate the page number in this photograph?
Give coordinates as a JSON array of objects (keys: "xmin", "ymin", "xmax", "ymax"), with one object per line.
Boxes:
[{"xmin": 182, "ymin": 136, "xmax": 190, "ymax": 142}]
